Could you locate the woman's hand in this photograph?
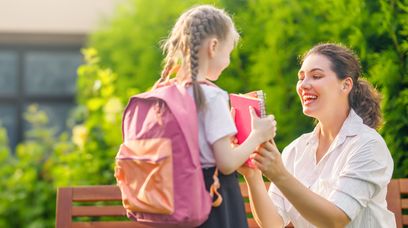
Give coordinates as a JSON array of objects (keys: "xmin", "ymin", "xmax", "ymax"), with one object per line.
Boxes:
[
  {"xmin": 237, "ymin": 163, "xmax": 262, "ymax": 179},
  {"xmin": 252, "ymin": 140, "xmax": 289, "ymax": 183}
]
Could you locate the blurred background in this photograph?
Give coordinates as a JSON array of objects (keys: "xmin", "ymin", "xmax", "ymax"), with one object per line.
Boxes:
[{"xmin": 0, "ymin": 0, "xmax": 406, "ymax": 227}]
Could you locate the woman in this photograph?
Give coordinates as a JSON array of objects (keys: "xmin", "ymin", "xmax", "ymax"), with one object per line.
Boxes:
[{"xmin": 241, "ymin": 43, "xmax": 395, "ymax": 227}]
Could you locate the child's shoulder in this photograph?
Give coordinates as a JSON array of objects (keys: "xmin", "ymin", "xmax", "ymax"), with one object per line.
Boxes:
[{"xmin": 200, "ymin": 84, "xmax": 229, "ymax": 102}]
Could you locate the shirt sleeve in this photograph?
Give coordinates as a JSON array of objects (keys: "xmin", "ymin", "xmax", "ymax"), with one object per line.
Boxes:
[
  {"xmin": 266, "ymin": 144, "xmax": 297, "ymax": 226},
  {"xmin": 328, "ymin": 139, "xmax": 393, "ymax": 220},
  {"xmin": 203, "ymin": 90, "xmax": 237, "ymax": 145},
  {"xmin": 268, "ymin": 183, "xmax": 291, "ymax": 226}
]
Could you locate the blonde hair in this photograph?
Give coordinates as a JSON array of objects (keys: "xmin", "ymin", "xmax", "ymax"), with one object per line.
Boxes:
[{"xmin": 160, "ymin": 5, "xmax": 239, "ymax": 110}]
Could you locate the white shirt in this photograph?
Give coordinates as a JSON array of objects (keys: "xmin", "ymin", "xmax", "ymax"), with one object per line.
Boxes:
[
  {"xmin": 188, "ymin": 84, "xmax": 237, "ymax": 168},
  {"xmin": 268, "ymin": 109, "xmax": 395, "ymax": 227}
]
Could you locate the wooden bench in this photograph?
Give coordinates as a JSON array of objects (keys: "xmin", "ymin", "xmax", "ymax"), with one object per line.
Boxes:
[
  {"xmin": 56, "ymin": 179, "xmax": 407, "ymax": 228},
  {"xmin": 387, "ymin": 178, "xmax": 408, "ymax": 228}
]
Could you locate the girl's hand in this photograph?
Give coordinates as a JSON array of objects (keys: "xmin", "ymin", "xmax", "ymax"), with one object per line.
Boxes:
[
  {"xmin": 252, "ymin": 140, "xmax": 288, "ymax": 183},
  {"xmin": 250, "ymin": 106, "xmax": 277, "ymax": 144}
]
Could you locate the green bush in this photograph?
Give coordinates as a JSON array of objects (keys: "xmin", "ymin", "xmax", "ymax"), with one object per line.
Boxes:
[
  {"xmin": 90, "ymin": 0, "xmax": 408, "ymax": 178},
  {"xmin": 0, "ymin": 106, "xmax": 66, "ymax": 228},
  {"xmin": 0, "ymin": 49, "xmax": 125, "ymax": 227},
  {"xmin": 0, "ymin": 0, "xmax": 406, "ymax": 227}
]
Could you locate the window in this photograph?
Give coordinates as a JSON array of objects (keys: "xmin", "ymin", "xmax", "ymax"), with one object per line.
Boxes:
[{"xmin": 0, "ymin": 46, "xmax": 82, "ymax": 149}]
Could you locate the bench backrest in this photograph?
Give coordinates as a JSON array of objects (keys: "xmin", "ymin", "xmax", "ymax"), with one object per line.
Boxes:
[
  {"xmin": 56, "ymin": 185, "xmax": 144, "ymax": 228},
  {"xmin": 56, "ymin": 179, "xmax": 408, "ymax": 228},
  {"xmin": 386, "ymin": 178, "xmax": 408, "ymax": 228}
]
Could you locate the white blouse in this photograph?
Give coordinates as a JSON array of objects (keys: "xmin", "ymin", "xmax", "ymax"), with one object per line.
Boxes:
[
  {"xmin": 268, "ymin": 109, "xmax": 396, "ymax": 227},
  {"xmin": 187, "ymin": 84, "xmax": 237, "ymax": 168}
]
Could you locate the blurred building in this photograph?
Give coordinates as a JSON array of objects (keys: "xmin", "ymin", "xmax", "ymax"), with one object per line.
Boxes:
[{"xmin": 0, "ymin": 0, "xmax": 123, "ymax": 148}]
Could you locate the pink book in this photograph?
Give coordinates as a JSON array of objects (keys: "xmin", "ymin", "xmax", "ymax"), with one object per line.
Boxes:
[{"xmin": 230, "ymin": 91, "xmax": 266, "ymax": 168}]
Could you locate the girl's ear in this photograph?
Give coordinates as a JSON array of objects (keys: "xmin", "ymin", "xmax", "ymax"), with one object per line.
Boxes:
[{"xmin": 208, "ymin": 38, "xmax": 219, "ymax": 58}]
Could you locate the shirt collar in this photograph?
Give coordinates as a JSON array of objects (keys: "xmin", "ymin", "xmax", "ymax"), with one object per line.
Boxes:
[
  {"xmin": 305, "ymin": 109, "xmax": 363, "ymax": 146},
  {"xmin": 338, "ymin": 109, "xmax": 363, "ymax": 139}
]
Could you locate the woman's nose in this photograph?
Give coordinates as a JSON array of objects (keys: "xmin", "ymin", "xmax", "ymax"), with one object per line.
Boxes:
[{"xmin": 299, "ymin": 78, "xmax": 312, "ymax": 89}]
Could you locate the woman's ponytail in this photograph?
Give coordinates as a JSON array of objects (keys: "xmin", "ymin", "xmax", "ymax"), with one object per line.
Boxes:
[{"xmin": 350, "ymin": 78, "xmax": 382, "ymax": 129}]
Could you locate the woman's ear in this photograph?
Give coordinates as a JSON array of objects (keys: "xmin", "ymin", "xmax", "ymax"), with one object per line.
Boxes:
[
  {"xmin": 342, "ymin": 77, "xmax": 353, "ymax": 93},
  {"xmin": 207, "ymin": 38, "xmax": 219, "ymax": 58}
]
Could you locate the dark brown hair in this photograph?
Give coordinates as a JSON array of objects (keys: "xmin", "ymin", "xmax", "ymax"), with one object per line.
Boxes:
[
  {"xmin": 160, "ymin": 5, "xmax": 239, "ymax": 110},
  {"xmin": 301, "ymin": 43, "xmax": 382, "ymax": 129}
]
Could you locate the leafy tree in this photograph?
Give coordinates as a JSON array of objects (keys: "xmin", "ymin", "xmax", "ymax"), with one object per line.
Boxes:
[
  {"xmin": 229, "ymin": 0, "xmax": 408, "ymax": 177},
  {"xmin": 373, "ymin": 0, "xmax": 408, "ymax": 177},
  {"xmin": 0, "ymin": 0, "xmax": 407, "ymax": 226},
  {"xmin": 90, "ymin": 0, "xmax": 407, "ymax": 175}
]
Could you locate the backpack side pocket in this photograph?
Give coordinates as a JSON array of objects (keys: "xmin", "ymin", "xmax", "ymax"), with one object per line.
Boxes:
[{"xmin": 115, "ymin": 138, "xmax": 173, "ymax": 214}]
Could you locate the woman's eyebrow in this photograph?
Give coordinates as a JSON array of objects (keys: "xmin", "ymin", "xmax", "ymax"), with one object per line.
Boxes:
[
  {"xmin": 298, "ymin": 68, "xmax": 324, "ymax": 75},
  {"xmin": 309, "ymin": 68, "xmax": 324, "ymax": 73}
]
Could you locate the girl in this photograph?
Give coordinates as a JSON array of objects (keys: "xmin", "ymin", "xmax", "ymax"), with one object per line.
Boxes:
[
  {"xmin": 159, "ymin": 5, "xmax": 276, "ymax": 228},
  {"xmin": 241, "ymin": 43, "xmax": 395, "ymax": 227}
]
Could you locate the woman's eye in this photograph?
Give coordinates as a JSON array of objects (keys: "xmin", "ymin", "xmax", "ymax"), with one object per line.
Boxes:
[{"xmin": 313, "ymin": 75, "xmax": 322, "ymax": 79}]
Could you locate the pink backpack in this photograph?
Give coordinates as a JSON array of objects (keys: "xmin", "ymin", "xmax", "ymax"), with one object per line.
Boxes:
[{"xmin": 114, "ymin": 83, "xmax": 220, "ymax": 227}]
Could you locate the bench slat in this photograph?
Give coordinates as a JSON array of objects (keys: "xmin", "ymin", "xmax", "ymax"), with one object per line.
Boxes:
[
  {"xmin": 400, "ymin": 178, "xmax": 408, "ymax": 194},
  {"xmin": 72, "ymin": 206, "xmax": 126, "ymax": 217},
  {"xmin": 403, "ymin": 215, "xmax": 408, "ymax": 226},
  {"xmin": 247, "ymin": 218, "xmax": 258, "ymax": 228},
  {"xmin": 72, "ymin": 186, "xmax": 122, "ymax": 202},
  {"xmin": 401, "ymin": 199, "xmax": 408, "ymax": 209},
  {"xmin": 387, "ymin": 179, "xmax": 403, "ymax": 228},
  {"xmin": 72, "ymin": 221, "xmax": 158, "ymax": 228},
  {"xmin": 245, "ymin": 203, "xmax": 251, "ymax": 214}
]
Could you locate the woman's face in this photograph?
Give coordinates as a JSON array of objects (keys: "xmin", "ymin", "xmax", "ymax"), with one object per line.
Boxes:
[{"xmin": 297, "ymin": 54, "xmax": 348, "ymax": 119}]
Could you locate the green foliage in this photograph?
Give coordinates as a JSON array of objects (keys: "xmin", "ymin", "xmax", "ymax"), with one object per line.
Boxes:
[
  {"xmin": 0, "ymin": 106, "xmax": 65, "ymax": 228},
  {"xmin": 0, "ymin": 123, "xmax": 12, "ymax": 228},
  {"xmin": 0, "ymin": 0, "xmax": 407, "ymax": 226},
  {"xmin": 66, "ymin": 48, "xmax": 124, "ymax": 185},
  {"xmin": 0, "ymin": 49, "xmax": 126, "ymax": 227},
  {"xmin": 239, "ymin": 0, "xmax": 407, "ymax": 176},
  {"xmin": 90, "ymin": 0, "xmax": 408, "ymax": 176},
  {"xmin": 90, "ymin": 0, "xmax": 217, "ymax": 97}
]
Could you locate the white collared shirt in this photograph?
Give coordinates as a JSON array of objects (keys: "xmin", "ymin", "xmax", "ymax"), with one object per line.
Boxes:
[{"xmin": 268, "ymin": 110, "xmax": 396, "ymax": 227}]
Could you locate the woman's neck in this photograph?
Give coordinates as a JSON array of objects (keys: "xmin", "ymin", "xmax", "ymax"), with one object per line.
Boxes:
[
  {"xmin": 318, "ymin": 108, "xmax": 350, "ymax": 143},
  {"xmin": 314, "ymin": 108, "xmax": 349, "ymax": 164}
]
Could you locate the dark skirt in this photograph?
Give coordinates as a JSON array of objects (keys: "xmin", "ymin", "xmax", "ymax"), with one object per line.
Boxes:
[{"xmin": 198, "ymin": 167, "xmax": 248, "ymax": 228}]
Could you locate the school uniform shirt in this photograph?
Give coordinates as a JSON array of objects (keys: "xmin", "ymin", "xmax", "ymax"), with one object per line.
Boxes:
[
  {"xmin": 268, "ymin": 109, "xmax": 396, "ymax": 228},
  {"xmin": 188, "ymin": 84, "xmax": 237, "ymax": 168}
]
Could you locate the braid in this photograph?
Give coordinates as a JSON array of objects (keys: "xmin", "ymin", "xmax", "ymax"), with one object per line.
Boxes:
[
  {"xmin": 189, "ymin": 17, "xmax": 207, "ymax": 110},
  {"xmin": 160, "ymin": 5, "xmax": 240, "ymax": 111},
  {"xmin": 161, "ymin": 58, "xmax": 174, "ymax": 80},
  {"xmin": 189, "ymin": 21, "xmax": 201, "ymax": 81}
]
